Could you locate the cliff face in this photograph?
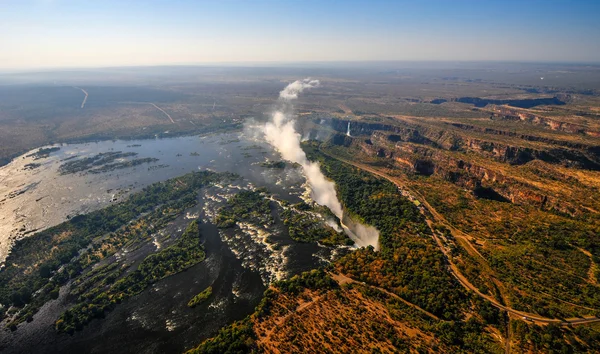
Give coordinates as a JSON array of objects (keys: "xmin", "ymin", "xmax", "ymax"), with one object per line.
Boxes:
[
  {"xmin": 345, "ymin": 134, "xmax": 563, "ymax": 212},
  {"xmin": 465, "ymin": 138, "xmax": 600, "ymax": 169},
  {"xmin": 447, "ymin": 122, "xmax": 594, "ymax": 150},
  {"xmin": 330, "ymin": 119, "xmax": 434, "ymax": 145},
  {"xmin": 330, "ymin": 134, "xmax": 354, "ymax": 147},
  {"xmin": 491, "ymin": 106, "xmax": 600, "ymax": 137},
  {"xmin": 325, "ymin": 118, "xmax": 600, "ymax": 170},
  {"xmin": 325, "ymin": 114, "xmax": 593, "ymax": 215}
]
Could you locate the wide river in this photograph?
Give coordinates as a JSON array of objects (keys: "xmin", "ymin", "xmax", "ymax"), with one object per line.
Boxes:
[
  {"xmin": 0, "ymin": 132, "xmax": 314, "ymax": 262},
  {"xmin": 2, "ymin": 131, "xmax": 367, "ymax": 353}
]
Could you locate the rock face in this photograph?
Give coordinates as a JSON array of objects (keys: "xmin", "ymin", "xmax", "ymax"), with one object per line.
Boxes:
[
  {"xmin": 325, "ymin": 118, "xmax": 600, "ymax": 170},
  {"xmin": 490, "ymin": 106, "xmax": 600, "ymax": 137},
  {"xmin": 330, "ymin": 134, "xmax": 354, "ymax": 147},
  {"xmin": 338, "ymin": 133, "xmax": 560, "ymax": 212},
  {"xmin": 323, "ymin": 116, "xmax": 597, "ymax": 215}
]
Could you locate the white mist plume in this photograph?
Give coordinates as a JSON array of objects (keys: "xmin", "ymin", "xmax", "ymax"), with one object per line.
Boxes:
[
  {"xmin": 262, "ymin": 79, "xmax": 379, "ymax": 250},
  {"xmin": 279, "ymin": 78, "xmax": 320, "ymax": 100},
  {"xmin": 263, "ymin": 79, "xmax": 343, "ymax": 217}
]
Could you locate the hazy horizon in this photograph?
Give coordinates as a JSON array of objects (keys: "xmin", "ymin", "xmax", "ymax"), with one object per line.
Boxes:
[
  {"xmin": 2, "ymin": 0, "xmax": 599, "ymax": 70},
  {"xmin": 3, "ymin": 59, "xmax": 600, "ymax": 74}
]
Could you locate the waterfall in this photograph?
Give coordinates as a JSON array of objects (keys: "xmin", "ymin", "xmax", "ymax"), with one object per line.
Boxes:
[{"xmin": 346, "ymin": 121, "xmax": 351, "ymax": 137}]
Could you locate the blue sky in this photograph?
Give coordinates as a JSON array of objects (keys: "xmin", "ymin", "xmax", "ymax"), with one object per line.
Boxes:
[{"xmin": 1, "ymin": 0, "xmax": 599, "ymax": 69}]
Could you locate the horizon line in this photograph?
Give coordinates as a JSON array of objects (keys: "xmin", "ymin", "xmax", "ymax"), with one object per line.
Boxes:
[{"xmin": 2, "ymin": 59, "xmax": 600, "ymax": 74}]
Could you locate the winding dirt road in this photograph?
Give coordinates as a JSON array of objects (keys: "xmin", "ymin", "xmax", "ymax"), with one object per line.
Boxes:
[
  {"xmin": 325, "ymin": 152, "xmax": 600, "ymax": 328},
  {"xmin": 330, "ymin": 272, "xmax": 440, "ymax": 321},
  {"xmin": 73, "ymin": 86, "xmax": 88, "ymax": 108}
]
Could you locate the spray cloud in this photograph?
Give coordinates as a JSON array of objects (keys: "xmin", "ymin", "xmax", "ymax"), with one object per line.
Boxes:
[
  {"xmin": 262, "ymin": 79, "xmax": 379, "ymax": 249},
  {"xmin": 263, "ymin": 79, "xmax": 343, "ymax": 217}
]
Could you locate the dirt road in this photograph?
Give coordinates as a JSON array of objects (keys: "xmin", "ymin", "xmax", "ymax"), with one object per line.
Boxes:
[
  {"xmin": 150, "ymin": 103, "xmax": 175, "ymax": 124},
  {"xmin": 73, "ymin": 86, "xmax": 88, "ymax": 108},
  {"xmin": 330, "ymin": 272, "xmax": 440, "ymax": 321},
  {"xmin": 325, "ymin": 152, "xmax": 600, "ymax": 327}
]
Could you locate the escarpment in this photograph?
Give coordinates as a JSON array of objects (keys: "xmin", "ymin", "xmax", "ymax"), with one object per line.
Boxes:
[
  {"xmin": 490, "ymin": 106, "xmax": 600, "ymax": 137},
  {"xmin": 325, "ymin": 118, "xmax": 600, "ymax": 170},
  {"xmin": 324, "ymin": 116, "xmax": 600, "ymax": 215}
]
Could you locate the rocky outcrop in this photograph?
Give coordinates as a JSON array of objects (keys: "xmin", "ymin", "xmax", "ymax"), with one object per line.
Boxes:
[
  {"xmin": 490, "ymin": 106, "xmax": 600, "ymax": 137},
  {"xmin": 326, "ymin": 118, "xmax": 600, "ymax": 170},
  {"xmin": 329, "ymin": 131, "xmax": 579, "ymax": 214},
  {"xmin": 321, "ymin": 115, "xmax": 598, "ymax": 215},
  {"xmin": 464, "ymin": 137, "xmax": 600, "ymax": 169},
  {"xmin": 328, "ymin": 119, "xmax": 435, "ymax": 145},
  {"xmin": 330, "ymin": 134, "xmax": 354, "ymax": 147}
]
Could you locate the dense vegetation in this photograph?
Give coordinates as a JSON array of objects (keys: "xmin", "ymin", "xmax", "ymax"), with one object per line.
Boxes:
[
  {"xmin": 59, "ymin": 151, "xmax": 136, "ymax": 174},
  {"xmin": 188, "ymin": 286, "xmax": 213, "ymax": 308},
  {"xmin": 189, "ymin": 266, "xmax": 504, "ymax": 353},
  {"xmin": 58, "ymin": 151, "xmax": 159, "ymax": 175},
  {"xmin": 88, "ymin": 157, "xmax": 159, "ymax": 174},
  {"xmin": 23, "ymin": 162, "xmax": 41, "ymax": 170},
  {"xmin": 511, "ymin": 320, "xmax": 600, "ymax": 353},
  {"xmin": 217, "ymin": 188, "xmax": 352, "ymax": 246},
  {"xmin": 215, "ymin": 189, "xmax": 273, "ymax": 228},
  {"xmin": 25, "ymin": 146, "xmax": 61, "ymax": 160},
  {"xmin": 281, "ymin": 202, "xmax": 353, "ymax": 246},
  {"xmin": 188, "ymin": 149, "xmax": 505, "ymax": 353},
  {"xmin": 304, "ymin": 143, "xmax": 469, "ymax": 320},
  {"xmin": 186, "ymin": 318, "xmax": 258, "ymax": 354},
  {"xmin": 187, "ymin": 270, "xmax": 336, "ymax": 354},
  {"xmin": 56, "ymin": 220, "xmax": 206, "ymax": 333},
  {"xmin": 259, "ymin": 160, "xmax": 286, "ymax": 169},
  {"xmin": 319, "ymin": 119, "xmax": 600, "ymax": 350},
  {"xmin": 408, "ymin": 172, "xmax": 600, "ymax": 319},
  {"xmin": 0, "ymin": 171, "xmax": 228, "ymax": 329},
  {"xmin": 272, "ymin": 269, "xmax": 339, "ymax": 295}
]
